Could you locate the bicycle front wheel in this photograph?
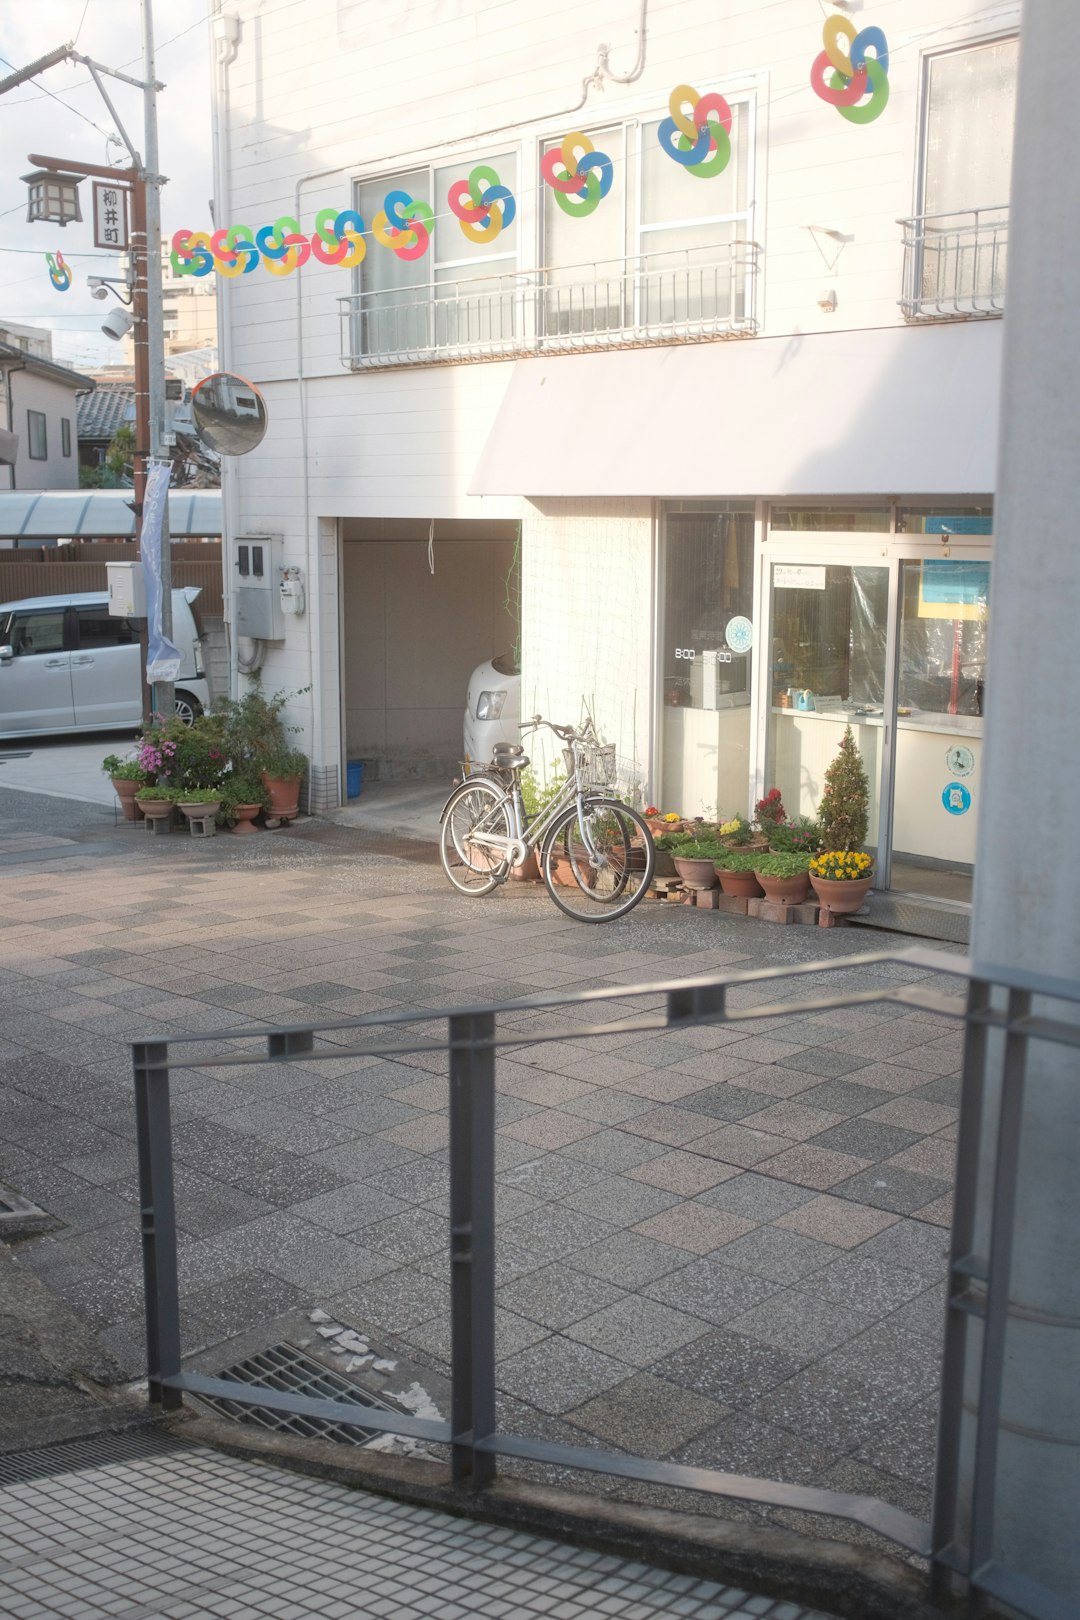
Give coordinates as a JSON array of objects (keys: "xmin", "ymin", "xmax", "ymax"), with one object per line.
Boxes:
[
  {"xmin": 542, "ymin": 800, "xmax": 655, "ymax": 922},
  {"xmin": 439, "ymin": 778, "xmax": 512, "ymax": 896}
]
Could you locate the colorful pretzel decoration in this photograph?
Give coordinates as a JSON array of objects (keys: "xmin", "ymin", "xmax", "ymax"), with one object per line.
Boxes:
[
  {"xmin": 657, "ymin": 84, "xmax": 733, "ymax": 177},
  {"xmin": 447, "ymin": 164, "xmax": 517, "ymax": 244},
  {"xmin": 810, "ymin": 16, "xmax": 890, "ymax": 123},
  {"xmin": 541, "ymin": 132, "xmax": 613, "ymax": 217},
  {"xmin": 46, "ymin": 251, "xmax": 72, "ymax": 291}
]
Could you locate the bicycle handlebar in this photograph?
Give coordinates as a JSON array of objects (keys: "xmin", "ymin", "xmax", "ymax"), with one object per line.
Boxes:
[{"xmin": 520, "ymin": 714, "xmax": 577, "ymax": 742}]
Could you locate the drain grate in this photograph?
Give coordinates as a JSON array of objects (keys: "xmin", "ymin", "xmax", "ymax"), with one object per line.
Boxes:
[
  {"xmin": 194, "ymin": 1343, "xmax": 398, "ymax": 1445},
  {"xmin": 851, "ymin": 895, "xmax": 970, "ymax": 945},
  {"xmin": 0, "ymin": 1184, "xmax": 56, "ymax": 1238},
  {"xmin": 0, "ymin": 1424, "xmax": 188, "ymax": 1488}
]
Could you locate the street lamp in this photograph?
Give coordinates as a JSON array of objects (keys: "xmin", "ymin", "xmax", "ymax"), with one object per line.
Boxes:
[{"xmin": 21, "ymin": 167, "xmax": 84, "ymax": 225}]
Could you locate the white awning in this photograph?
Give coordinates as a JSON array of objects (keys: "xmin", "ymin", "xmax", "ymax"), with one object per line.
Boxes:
[
  {"xmin": 0, "ymin": 489, "xmax": 222, "ymax": 539},
  {"xmin": 469, "ymin": 320, "xmax": 1002, "ymax": 498}
]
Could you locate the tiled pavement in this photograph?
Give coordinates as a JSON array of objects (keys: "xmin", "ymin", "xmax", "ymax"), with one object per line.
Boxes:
[
  {"xmin": 0, "ymin": 1442, "xmax": 840, "ymax": 1620},
  {"xmin": 0, "ymin": 790, "xmax": 961, "ymax": 1550}
]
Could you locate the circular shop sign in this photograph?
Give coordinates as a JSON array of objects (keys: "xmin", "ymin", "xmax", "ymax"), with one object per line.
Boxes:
[
  {"xmin": 945, "ymin": 744, "xmax": 974, "ymax": 778},
  {"xmin": 725, "ymin": 615, "xmax": 754, "ymax": 655},
  {"xmin": 942, "ymin": 782, "xmax": 972, "ymax": 816}
]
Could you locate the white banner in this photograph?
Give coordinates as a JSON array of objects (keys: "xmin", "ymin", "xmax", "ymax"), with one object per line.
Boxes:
[{"xmin": 141, "ymin": 461, "xmax": 181, "ymax": 684}]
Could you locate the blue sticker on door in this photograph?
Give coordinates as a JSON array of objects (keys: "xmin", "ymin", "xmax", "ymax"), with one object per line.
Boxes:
[{"xmin": 942, "ymin": 782, "xmax": 972, "ymax": 816}]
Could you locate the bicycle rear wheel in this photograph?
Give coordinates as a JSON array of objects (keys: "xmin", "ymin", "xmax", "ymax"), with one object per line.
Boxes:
[
  {"xmin": 542, "ymin": 800, "xmax": 655, "ymax": 921},
  {"xmin": 440, "ymin": 778, "xmax": 512, "ymax": 896}
]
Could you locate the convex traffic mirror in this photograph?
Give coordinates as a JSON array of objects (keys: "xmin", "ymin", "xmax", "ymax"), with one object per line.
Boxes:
[{"xmin": 191, "ymin": 372, "xmax": 268, "ymax": 455}]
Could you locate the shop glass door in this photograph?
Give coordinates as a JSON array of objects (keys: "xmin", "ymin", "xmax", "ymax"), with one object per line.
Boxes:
[{"xmin": 765, "ymin": 559, "xmax": 892, "ymax": 865}]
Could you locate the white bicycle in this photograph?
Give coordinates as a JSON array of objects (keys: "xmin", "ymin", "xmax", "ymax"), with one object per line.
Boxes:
[{"xmin": 438, "ymin": 715, "xmax": 655, "ymax": 923}]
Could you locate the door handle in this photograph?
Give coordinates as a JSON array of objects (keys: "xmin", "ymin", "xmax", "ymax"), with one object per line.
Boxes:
[
  {"xmin": 45, "ymin": 658, "xmax": 67, "ymax": 667},
  {"xmin": 72, "ymin": 656, "xmax": 94, "ymax": 665}
]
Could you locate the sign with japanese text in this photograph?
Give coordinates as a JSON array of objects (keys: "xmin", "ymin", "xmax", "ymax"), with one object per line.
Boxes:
[{"xmin": 92, "ymin": 181, "xmax": 129, "ymax": 251}]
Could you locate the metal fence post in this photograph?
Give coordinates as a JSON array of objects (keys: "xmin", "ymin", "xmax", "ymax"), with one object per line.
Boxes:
[
  {"xmin": 133, "ymin": 1040, "xmax": 183, "ymax": 1410},
  {"xmin": 448, "ymin": 1011, "xmax": 497, "ymax": 1488},
  {"xmin": 668, "ymin": 984, "xmax": 726, "ymax": 1026}
]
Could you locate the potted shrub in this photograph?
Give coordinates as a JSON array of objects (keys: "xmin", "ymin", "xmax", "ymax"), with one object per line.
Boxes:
[
  {"xmin": 174, "ymin": 785, "xmax": 223, "ymax": 828},
  {"xmin": 102, "ymin": 754, "xmax": 148, "ymax": 820},
  {"xmin": 651, "ymin": 827, "xmax": 693, "ymax": 878},
  {"xmin": 809, "ymin": 849, "xmax": 875, "ymax": 913},
  {"xmin": 673, "ymin": 839, "xmax": 722, "ymax": 890},
  {"xmin": 217, "ymin": 680, "xmax": 310, "ymax": 823},
  {"xmin": 767, "ymin": 816, "xmax": 821, "ymax": 855},
  {"xmin": 713, "ymin": 848, "xmax": 764, "ymax": 898},
  {"xmin": 754, "ymin": 788, "xmax": 787, "ymax": 835},
  {"xmin": 817, "ymin": 726, "xmax": 870, "ymax": 851},
  {"xmin": 220, "ymin": 775, "xmax": 268, "ymax": 835},
  {"xmin": 752, "ymin": 851, "xmax": 812, "ymax": 904},
  {"xmin": 135, "ymin": 784, "xmax": 176, "ymax": 827},
  {"xmin": 259, "ymin": 745, "xmax": 308, "ymax": 822}
]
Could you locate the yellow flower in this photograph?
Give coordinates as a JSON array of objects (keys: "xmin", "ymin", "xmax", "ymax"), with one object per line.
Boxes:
[{"xmin": 663, "ymin": 812, "xmax": 680, "ymax": 823}]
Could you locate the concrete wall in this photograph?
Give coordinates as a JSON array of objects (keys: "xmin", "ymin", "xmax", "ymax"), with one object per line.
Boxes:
[
  {"xmin": 4, "ymin": 371, "xmax": 80, "ymax": 492},
  {"xmin": 341, "ymin": 533, "xmax": 517, "ymax": 778}
]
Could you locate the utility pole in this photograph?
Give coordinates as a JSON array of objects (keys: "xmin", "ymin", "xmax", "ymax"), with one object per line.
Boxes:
[{"xmin": 141, "ymin": 0, "xmax": 173, "ymax": 721}]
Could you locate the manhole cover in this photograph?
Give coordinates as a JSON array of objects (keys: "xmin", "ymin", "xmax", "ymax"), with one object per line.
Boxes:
[
  {"xmin": 196, "ymin": 1343, "xmax": 398, "ymax": 1445},
  {"xmin": 0, "ymin": 1185, "xmax": 56, "ymax": 1237}
]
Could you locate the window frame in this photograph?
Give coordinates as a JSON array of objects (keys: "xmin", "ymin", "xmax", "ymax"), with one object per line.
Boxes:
[
  {"xmin": 914, "ymin": 31, "xmax": 1019, "ymax": 223},
  {"xmin": 61, "ymin": 418, "xmax": 71, "ymax": 458},
  {"xmin": 27, "ymin": 410, "xmax": 47, "ymax": 460}
]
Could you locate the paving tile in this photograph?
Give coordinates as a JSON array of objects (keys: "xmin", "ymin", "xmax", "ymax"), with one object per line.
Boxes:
[
  {"xmin": 497, "ymin": 1264, "xmax": 627, "ymax": 1332},
  {"xmin": 880, "ymin": 1136, "xmax": 957, "ymax": 1182},
  {"xmin": 674, "ymin": 1411, "xmax": 834, "ymax": 1487},
  {"xmin": 557, "ymin": 1090, "xmax": 659, "ymax": 1126},
  {"xmin": 379, "ymin": 1115, "xmax": 452, "ymax": 1154},
  {"xmin": 564, "ymin": 1294, "xmax": 710, "ymax": 1365},
  {"xmin": 807, "ymin": 1119, "xmax": 922, "ymax": 1163},
  {"xmin": 643, "ymin": 1256, "xmax": 780, "ymax": 1327},
  {"xmin": 497, "ymin": 1112, "xmax": 602, "ymax": 1152},
  {"xmin": 738, "ymin": 1101, "xmax": 846, "ymax": 1142},
  {"xmin": 914, "ymin": 1192, "xmax": 953, "ymax": 1227},
  {"xmin": 503, "ymin": 1204, "xmax": 619, "ymax": 1267},
  {"xmin": 695, "ymin": 1172, "xmax": 816, "ymax": 1223},
  {"xmin": 571, "ymin": 1230, "xmax": 690, "ymax": 1289},
  {"xmin": 558, "ymin": 1128, "xmax": 671, "ymax": 1172},
  {"xmin": 710, "ymin": 1226, "xmax": 841, "ymax": 1286},
  {"xmin": 497, "ymin": 1154, "xmax": 607, "ymax": 1202},
  {"xmin": 632, "ymin": 1204, "xmax": 756, "ymax": 1255},
  {"xmin": 332, "ymin": 1264, "xmax": 450, "ymax": 1334},
  {"xmin": 684, "ymin": 1125, "xmax": 789, "ymax": 1169},
  {"xmin": 757, "ymin": 1143, "xmax": 870, "ymax": 1191},
  {"xmin": 497, "ymin": 1335, "xmax": 631, "ymax": 1415},
  {"xmin": 289, "ymin": 1185, "xmax": 409, "ymax": 1235},
  {"xmin": 626, "ymin": 1152, "xmax": 740, "ymax": 1197},
  {"xmin": 360, "ymin": 1207, "xmax": 448, "ymax": 1263},
  {"xmin": 861, "ymin": 1096, "xmax": 958, "ymax": 1133},
  {"xmin": 829, "ymin": 1165, "xmax": 951, "ymax": 1216},
  {"xmin": 566, "ymin": 1372, "xmax": 728, "ymax": 1456},
  {"xmin": 775, "ymin": 1048, "xmax": 871, "ymax": 1079},
  {"xmin": 407, "ymin": 1307, "xmax": 548, "ymax": 1366},
  {"xmin": 854, "ymin": 1395, "xmax": 939, "ymax": 1486},
  {"xmin": 676, "ymin": 1084, "xmax": 780, "ymax": 1123},
  {"xmin": 911, "ymin": 1074, "xmax": 962, "ymax": 1109},
  {"xmin": 772, "ymin": 1196, "xmax": 898, "ymax": 1250},
  {"xmin": 855, "ymin": 1218, "xmax": 950, "ymax": 1277},
  {"xmin": 751, "ymin": 1357, "xmax": 919, "ymax": 1453},
  {"xmin": 617, "ymin": 1106, "xmax": 718, "ymax": 1146},
  {"xmin": 563, "ymin": 1173, "xmax": 680, "ymax": 1226},
  {"xmin": 652, "ymin": 1328, "xmax": 809, "ymax": 1408},
  {"xmin": 727, "ymin": 1289, "xmax": 878, "ymax": 1358},
  {"xmin": 791, "ymin": 1078, "xmax": 897, "ymax": 1117}
]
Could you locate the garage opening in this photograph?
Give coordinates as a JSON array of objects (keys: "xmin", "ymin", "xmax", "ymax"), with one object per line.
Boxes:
[{"xmin": 340, "ymin": 517, "xmax": 519, "ymax": 783}]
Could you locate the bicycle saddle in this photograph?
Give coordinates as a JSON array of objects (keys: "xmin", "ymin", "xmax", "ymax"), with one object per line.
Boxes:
[{"xmin": 491, "ymin": 742, "xmax": 528, "ymax": 770}]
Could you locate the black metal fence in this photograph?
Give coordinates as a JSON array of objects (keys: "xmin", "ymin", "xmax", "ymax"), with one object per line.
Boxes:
[{"xmin": 132, "ymin": 944, "xmax": 1080, "ymax": 1619}]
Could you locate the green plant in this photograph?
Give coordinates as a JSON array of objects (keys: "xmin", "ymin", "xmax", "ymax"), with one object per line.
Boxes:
[
  {"xmin": 520, "ymin": 768, "xmax": 566, "ymax": 820},
  {"xmin": 673, "ymin": 839, "xmax": 724, "ymax": 861},
  {"xmin": 173, "ymin": 786, "xmax": 223, "ymax": 804},
  {"xmin": 817, "ymin": 726, "xmax": 870, "ymax": 851},
  {"xmin": 260, "ymin": 745, "xmax": 309, "ymax": 780},
  {"xmin": 102, "ymin": 754, "xmax": 147, "ymax": 781},
  {"xmin": 215, "ymin": 677, "xmax": 310, "ymax": 780},
  {"xmin": 752, "ymin": 851, "xmax": 811, "ymax": 878},
  {"xmin": 652, "ymin": 829, "xmax": 695, "ymax": 852},
  {"xmin": 754, "ymin": 787, "xmax": 786, "ymax": 828},
  {"xmin": 767, "ymin": 816, "xmax": 821, "ymax": 854},
  {"xmin": 713, "ymin": 849, "xmax": 762, "ymax": 872},
  {"xmin": 718, "ymin": 815, "xmax": 753, "ymax": 845},
  {"xmin": 135, "ymin": 784, "xmax": 177, "ymax": 801},
  {"xmin": 810, "ymin": 849, "xmax": 874, "ymax": 881},
  {"xmin": 217, "ymin": 775, "xmax": 269, "ymax": 826}
]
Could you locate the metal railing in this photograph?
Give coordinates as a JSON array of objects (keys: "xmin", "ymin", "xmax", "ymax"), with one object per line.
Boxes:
[
  {"xmin": 899, "ymin": 205, "xmax": 1009, "ymax": 319},
  {"xmin": 338, "ymin": 244, "xmax": 759, "ymax": 369},
  {"xmin": 132, "ymin": 943, "xmax": 1080, "ymax": 1619}
]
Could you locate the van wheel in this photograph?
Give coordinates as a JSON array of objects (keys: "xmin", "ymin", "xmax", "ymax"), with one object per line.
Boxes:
[{"xmin": 174, "ymin": 691, "xmax": 203, "ymax": 726}]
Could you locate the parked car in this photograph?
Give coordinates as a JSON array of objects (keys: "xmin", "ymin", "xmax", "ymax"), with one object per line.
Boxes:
[
  {"xmin": 0, "ymin": 588, "xmax": 210, "ymax": 738},
  {"xmin": 463, "ymin": 652, "xmax": 520, "ymax": 765}
]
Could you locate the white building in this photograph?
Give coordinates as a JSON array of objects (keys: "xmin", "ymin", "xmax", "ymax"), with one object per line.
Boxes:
[{"xmin": 209, "ymin": 0, "xmax": 1016, "ymax": 916}]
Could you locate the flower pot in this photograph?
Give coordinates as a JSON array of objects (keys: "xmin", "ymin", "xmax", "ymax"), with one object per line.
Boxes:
[
  {"xmin": 755, "ymin": 870, "xmax": 812, "ymax": 905},
  {"xmin": 261, "ymin": 772, "xmax": 301, "ymax": 821},
  {"xmin": 231, "ymin": 803, "xmax": 262, "ymax": 836},
  {"xmin": 510, "ymin": 851, "xmax": 541, "ymax": 881},
  {"xmin": 548, "ymin": 851, "xmax": 597, "ymax": 888},
  {"xmin": 136, "ymin": 798, "xmax": 174, "ymax": 826},
  {"xmin": 177, "ymin": 800, "xmax": 221, "ymax": 823},
  {"xmin": 715, "ymin": 866, "xmax": 764, "ymax": 898},
  {"xmin": 111, "ymin": 778, "xmax": 144, "ymax": 821},
  {"xmin": 673, "ymin": 856, "xmax": 717, "ymax": 890},
  {"xmin": 810, "ymin": 873, "xmax": 874, "ymax": 914},
  {"xmin": 652, "ymin": 849, "xmax": 678, "ymax": 878}
]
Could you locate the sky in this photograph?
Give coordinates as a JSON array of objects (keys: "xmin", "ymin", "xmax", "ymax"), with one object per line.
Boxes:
[{"xmin": 0, "ymin": 0, "xmax": 213, "ymax": 371}]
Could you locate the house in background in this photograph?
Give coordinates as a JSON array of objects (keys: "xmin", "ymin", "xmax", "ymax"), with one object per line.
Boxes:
[
  {"xmin": 75, "ymin": 381, "xmax": 134, "ymax": 485},
  {"xmin": 0, "ymin": 322, "xmax": 93, "ymax": 493},
  {"xmin": 209, "ymin": 0, "xmax": 1016, "ymax": 922}
]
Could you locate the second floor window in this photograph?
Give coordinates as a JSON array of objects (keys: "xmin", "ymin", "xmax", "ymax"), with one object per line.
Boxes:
[
  {"xmin": 28, "ymin": 410, "xmax": 47, "ymax": 459},
  {"xmin": 61, "ymin": 418, "xmax": 71, "ymax": 457}
]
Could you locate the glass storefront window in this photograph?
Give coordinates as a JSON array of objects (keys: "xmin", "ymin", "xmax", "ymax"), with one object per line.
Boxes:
[
  {"xmin": 896, "ymin": 504, "xmax": 992, "ymax": 534},
  {"xmin": 899, "ymin": 559, "xmax": 989, "ymax": 717},
  {"xmin": 770, "ymin": 565, "xmax": 889, "ymax": 706},
  {"xmin": 769, "ymin": 507, "xmax": 890, "ymax": 532},
  {"xmin": 660, "ymin": 505, "xmax": 754, "ymax": 818}
]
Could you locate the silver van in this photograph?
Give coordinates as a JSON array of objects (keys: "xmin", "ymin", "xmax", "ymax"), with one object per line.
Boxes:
[{"xmin": 0, "ymin": 588, "xmax": 210, "ymax": 737}]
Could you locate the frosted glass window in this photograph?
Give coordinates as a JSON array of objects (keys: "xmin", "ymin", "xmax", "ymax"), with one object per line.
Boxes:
[{"xmin": 923, "ymin": 39, "xmax": 1017, "ymax": 215}]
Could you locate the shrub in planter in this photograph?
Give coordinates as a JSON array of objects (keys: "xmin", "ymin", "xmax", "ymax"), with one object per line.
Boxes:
[
  {"xmin": 752, "ymin": 851, "xmax": 812, "ymax": 904},
  {"xmin": 713, "ymin": 848, "xmax": 765, "ymax": 897},
  {"xmin": 673, "ymin": 839, "xmax": 723, "ymax": 890},
  {"xmin": 754, "ymin": 787, "xmax": 786, "ymax": 830},
  {"xmin": 817, "ymin": 726, "xmax": 870, "ymax": 851},
  {"xmin": 809, "ymin": 848, "xmax": 874, "ymax": 913},
  {"xmin": 767, "ymin": 816, "xmax": 822, "ymax": 855},
  {"xmin": 102, "ymin": 753, "xmax": 149, "ymax": 820}
]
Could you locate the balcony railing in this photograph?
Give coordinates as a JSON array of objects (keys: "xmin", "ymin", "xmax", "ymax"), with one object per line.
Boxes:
[
  {"xmin": 899, "ymin": 205, "xmax": 1008, "ymax": 319},
  {"xmin": 339, "ymin": 243, "xmax": 760, "ymax": 369}
]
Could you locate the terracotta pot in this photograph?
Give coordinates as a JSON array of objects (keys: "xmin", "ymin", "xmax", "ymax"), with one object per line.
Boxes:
[
  {"xmin": 715, "ymin": 866, "xmax": 764, "ymax": 898},
  {"xmin": 673, "ymin": 856, "xmax": 718, "ymax": 890},
  {"xmin": 231, "ymin": 803, "xmax": 262, "ymax": 836},
  {"xmin": 810, "ymin": 873, "xmax": 874, "ymax": 914},
  {"xmin": 112, "ymin": 778, "xmax": 144, "ymax": 821},
  {"xmin": 652, "ymin": 849, "xmax": 678, "ymax": 878},
  {"xmin": 261, "ymin": 772, "xmax": 301, "ymax": 821},
  {"xmin": 177, "ymin": 800, "xmax": 221, "ymax": 822},
  {"xmin": 548, "ymin": 851, "xmax": 597, "ymax": 888},
  {"xmin": 755, "ymin": 870, "xmax": 812, "ymax": 905},
  {"xmin": 510, "ymin": 851, "xmax": 541, "ymax": 881},
  {"xmin": 136, "ymin": 798, "xmax": 173, "ymax": 825}
]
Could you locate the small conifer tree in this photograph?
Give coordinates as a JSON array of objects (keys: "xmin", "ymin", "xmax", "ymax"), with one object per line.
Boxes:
[{"xmin": 818, "ymin": 725, "xmax": 869, "ymax": 851}]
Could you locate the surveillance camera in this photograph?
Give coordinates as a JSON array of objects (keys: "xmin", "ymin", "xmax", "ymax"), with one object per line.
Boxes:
[
  {"xmin": 101, "ymin": 307, "xmax": 134, "ymax": 342},
  {"xmin": 90, "ymin": 283, "xmax": 109, "ymax": 301}
]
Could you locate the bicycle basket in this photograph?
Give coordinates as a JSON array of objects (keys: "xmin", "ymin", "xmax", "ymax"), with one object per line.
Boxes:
[{"xmin": 579, "ymin": 741, "xmax": 617, "ymax": 788}]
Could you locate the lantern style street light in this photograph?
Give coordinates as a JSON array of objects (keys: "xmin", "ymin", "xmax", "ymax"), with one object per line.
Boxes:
[{"xmin": 21, "ymin": 168, "xmax": 85, "ymax": 225}]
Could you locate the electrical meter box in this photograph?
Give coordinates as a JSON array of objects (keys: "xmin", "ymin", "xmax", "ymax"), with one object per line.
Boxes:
[
  {"xmin": 234, "ymin": 535, "xmax": 284, "ymax": 639},
  {"xmin": 107, "ymin": 561, "xmax": 147, "ymax": 618}
]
